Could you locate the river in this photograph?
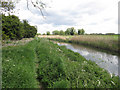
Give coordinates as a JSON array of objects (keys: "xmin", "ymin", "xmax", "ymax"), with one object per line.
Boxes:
[{"xmin": 55, "ymin": 42, "xmax": 120, "ymax": 76}]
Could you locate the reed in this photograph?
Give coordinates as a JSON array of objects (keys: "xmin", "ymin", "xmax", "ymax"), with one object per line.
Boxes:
[{"xmin": 70, "ymin": 35, "xmax": 119, "ymax": 53}]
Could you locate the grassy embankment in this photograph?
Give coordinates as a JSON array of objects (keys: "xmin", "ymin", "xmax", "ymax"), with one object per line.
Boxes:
[
  {"xmin": 2, "ymin": 38, "xmax": 120, "ymax": 88},
  {"xmin": 47, "ymin": 35, "xmax": 119, "ymax": 55}
]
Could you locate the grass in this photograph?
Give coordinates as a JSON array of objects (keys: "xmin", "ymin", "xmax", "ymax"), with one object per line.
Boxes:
[
  {"xmin": 2, "ymin": 40, "xmax": 39, "ymax": 88},
  {"xmin": 70, "ymin": 35, "xmax": 119, "ymax": 53},
  {"xmin": 48, "ymin": 35, "xmax": 119, "ymax": 55},
  {"xmin": 35, "ymin": 38, "xmax": 119, "ymax": 88},
  {"xmin": 2, "ymin": 38, "xmax": 120, "ymax": 88}
]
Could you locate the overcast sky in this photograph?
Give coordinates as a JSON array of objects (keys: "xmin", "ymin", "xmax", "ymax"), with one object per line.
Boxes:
[{"xmin": 14, "ymin": 0, "xmax": 119, "ymax": 34}]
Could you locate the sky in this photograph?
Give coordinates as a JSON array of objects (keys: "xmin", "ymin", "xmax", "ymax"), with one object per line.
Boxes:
[{"xmin": 14, "ymin": 0, "xmax": 119, "ymax": 34}]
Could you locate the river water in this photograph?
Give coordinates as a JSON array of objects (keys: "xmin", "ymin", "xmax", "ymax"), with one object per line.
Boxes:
[{"xmin": 55, "ymin": 42, "xmax": 120, "ymax": 76}]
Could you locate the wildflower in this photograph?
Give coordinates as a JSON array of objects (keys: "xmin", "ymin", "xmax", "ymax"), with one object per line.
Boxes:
[
  {"xmin": 110, "ymin": 74, "xmax": 113, "ymax": 78},
  {"xmin": 84, "ymin": 61, "xmax": 87, "ymax": 64},
  {"xmin": 111, "ymin": 81, "xmax": 115, "ymax": 85},
  {"xmin": 82, "ymin": 69, "xmax": 85, "ymax": 72},
  {"xmin": 6, "ymin": 60, "xmax": 9, "ymax": 62},
  {"xmin": 97, "ymin": 80, "xmax": 100, "ymax": 86}
]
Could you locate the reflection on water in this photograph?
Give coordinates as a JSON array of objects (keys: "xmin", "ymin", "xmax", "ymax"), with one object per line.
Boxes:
[{"xmin": 57, "ymin": 42, "xmax": 119, "ymax": 76}]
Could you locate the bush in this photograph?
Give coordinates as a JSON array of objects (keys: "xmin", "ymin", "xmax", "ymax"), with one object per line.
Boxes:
[
  {"xmin": 2, "ymin": 14, "xmax": 37, "ymax": 40},
  {"xmin": 2, "ymin": 14, "xmax": 24, "ymax": 40}
]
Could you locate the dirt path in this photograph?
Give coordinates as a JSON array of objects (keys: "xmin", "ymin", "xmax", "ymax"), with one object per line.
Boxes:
[{"xmin": 2, "ymin": 38, "xmax": 34, "ymax": 47}]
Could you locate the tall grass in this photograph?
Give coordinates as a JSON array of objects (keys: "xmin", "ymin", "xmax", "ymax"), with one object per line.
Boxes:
[
  {"xmin": 35, "ymin": 38, "xmax": 119, "ymax": 88},
  {"xmin": 49, "ymin": 35, "xmax": 119, "ymax": 54},
  {"xmin": 2, "ymin": 38, "xmax": 120, "ymax": 88},
  {"xmin": 2, "ymin": 40, "xmax": 39, "ymax": 88},
  {"xmin": 70, "ymin": 35, "xmax": 119, "ymax": 53}
]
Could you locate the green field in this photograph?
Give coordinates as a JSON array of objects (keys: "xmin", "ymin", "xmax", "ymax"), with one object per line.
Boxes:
[{"xmin": 2, "ymin": 38, "xmax": 119, "ymax": 88}]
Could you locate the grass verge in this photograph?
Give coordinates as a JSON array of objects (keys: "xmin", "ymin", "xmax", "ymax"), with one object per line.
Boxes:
[
  {"xmin": 35, "ymin": 38, "xmax": 119, "ymax": 88},
  {"xmin": 2, "ymin": 40, "xmax": 39, "ymax": 88},
  {"xmin": 2, "ymin": 38, "xmax": 120, "ymax": 88}
]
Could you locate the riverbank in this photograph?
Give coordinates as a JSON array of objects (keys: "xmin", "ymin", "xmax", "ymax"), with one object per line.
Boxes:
[
  {"xmin": 55, "ymin": 41, "xmax": 119, "ymax": 76},
  {"xmin": 46, "ymin": 35, "xmax": 119, "ymax": 56},
  {"xmin": 2, "ymin": 38, "xmax": 119, "ymax": 88}
]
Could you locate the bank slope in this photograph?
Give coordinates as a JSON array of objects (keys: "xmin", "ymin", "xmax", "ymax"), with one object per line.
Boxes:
[{"xmin": 2, "ymin": 38, "xmax": 120, "ymax": 88}]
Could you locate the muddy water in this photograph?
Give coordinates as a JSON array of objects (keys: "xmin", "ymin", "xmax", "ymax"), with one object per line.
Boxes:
[{"xmin": 56, "ymin": 42, "xmax": 119, "ymax": 76}]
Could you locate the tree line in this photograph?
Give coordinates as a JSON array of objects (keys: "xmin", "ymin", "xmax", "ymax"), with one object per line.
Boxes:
[
  {"xmin": 2, "ymin": 14, "xmax": 37, "ymax": 40},
  {"xmin": 44, "ymin": 27, "xmax": 85, "ymax": 35}
]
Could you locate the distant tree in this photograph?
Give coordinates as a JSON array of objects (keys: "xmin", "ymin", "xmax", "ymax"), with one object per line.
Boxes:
[
  {"xmin": 46, "ymin": 31, "xmax": 50, "ymax": 35},
  {"xmin": 65, "ymin": 28, "xmax": 71, "ymax": 35},
  {"xmin": 74, "ymin": 32, "xmax": 78, "ymax": 35},
  {"xmin": 78, "ymin": 29, "xmax": 85, "ymax": 35},
  {"xmin": 52, "ymin": 30, "xmax": 60, "ymax": 35},
  {"xmin": 60, "ymin": 30, "xmax": 65, "ymax": 35},
  {"xmin": 70, "ymin": 27, "xmax": 76, "ymax": 35},
  {"xmin": 81, "ymin": 29, "xmax": 85, "ymax": 35},
  {"xmin": 78, "ymin": 29, "xmax": 81, "ymax": 35},
  {"xmin": 65, "ymin": 27, "xmax": 76, "ymax": 35},
  {"xmin": 43, "ymin": 33, "xmax": 46, "ymax": 35},
  {"xmin": 37, "ymin": 33, "xmax": 41, "ymax": 35},
  {"xmin": 106, "ymin": 33, "xmax": 115, "ymax": 35}
]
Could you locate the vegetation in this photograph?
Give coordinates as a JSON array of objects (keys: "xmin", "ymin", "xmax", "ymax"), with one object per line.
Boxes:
[
  {"xmin": 43, "ymin": 33, "xmax": 46, "ymax": 35},
  {"xmin": 2, "ymin": 38, "xmax": 120, "ymax": 88},
  {"xmin": 2, "ymin": 14, "xmax": 23, "ymax": 40},
  {"xmin": 37, "ymin": 33, "xmax": 41, "ymax": 35},
  {"xmin": 0, "ymin": 0, "xmax": 46, "ymax": 16},
  {"xmin": 2, "ymin": 40, "xmax": 39, "ymax": 88},
  {"xmin": 23, "ymin": 20, "xmax": 37, "ymax": 38},
  {"xmin": 0, "ymin": 0, "xmax": 15, "ymax": 14},
  {"xmin": 60, "ymin": 30, "xmax": 65, "ymax": 35},
  {"xmin": 46, "ymin": 31, "xmax": 50, "ymax": 35},
  {"xmin": 51, "ymin": 27, "xmax": 85, "ymax": 35},
  {"xmin": 2, "ymin": 14, "xmax": 37, "ymax": 40},
  {"xmin": 47, "ymin": 35, "xmax": 119, "ymax": 55},
  {"xmin": 78, "ymin": 29, "xmax": 85, "ymax": 35},
  {"xmin": 52, "ymin": 30, "xmax": 60, "ymax": 35},
  {"xmin": 65, "ymin": 27, "xmax": 76, "ymax": 35},
  {"xmin": 70, "ymin": 35, "xmax": 119, "ymax": 54}
]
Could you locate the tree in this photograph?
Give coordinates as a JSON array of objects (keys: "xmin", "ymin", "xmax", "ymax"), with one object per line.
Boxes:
[
  {"xmin": 2, "ymin": 14, "xmax": 24, "ymax": 40},
  {"xmin": 37, "ymin": 33, "xmax": 41, "ymax": 35},
  {"xmin": 81, "ymin": 29, "xmax": 85, "ymax": 35},
  {"xmin": 0, "ymin": 0, "xmax": 15, "ymax": 14},
  {"xmin": 46, "ymin": 31, "xmax": 50, "ymax": 35},
  {"xmin": 43, "ymin": 33, "xmax": 46, "ymax": 35},
  {"xmin": 70, "ymin": 27, "xmax": 76, "ymax": 35},
  {"xmin": 52, "ymin": 30, "xmax": 60, "ymax": 35},
  {"xmin": 0, "ymin": 0, "xmax": 46, "ymax": 16},
  {"xmin": 65, "ymin": 28, "xmax": 71, "ymax": 35},
  {"xmin": 2, "ymin": 15, "xmax": 37, "ymax": 40},
  {"xmin": 60, "ymin": 30, "xmax": 65, "ymax": 35},
  {"xmin": 65, "ymin": 27, "xmax": 76, "ymax": 35},
  {"xmin": 78, "ymin": 29, "xmax": 85, "ymax": 35},
  {"xmin": 23, "ymin": 20, "xmax": 37, "ymax": 38}
]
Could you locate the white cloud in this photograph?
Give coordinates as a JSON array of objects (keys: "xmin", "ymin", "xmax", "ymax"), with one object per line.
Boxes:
[{"xmin": 14, "ymin": 0, "xmax": 119, "ymax": 34}]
